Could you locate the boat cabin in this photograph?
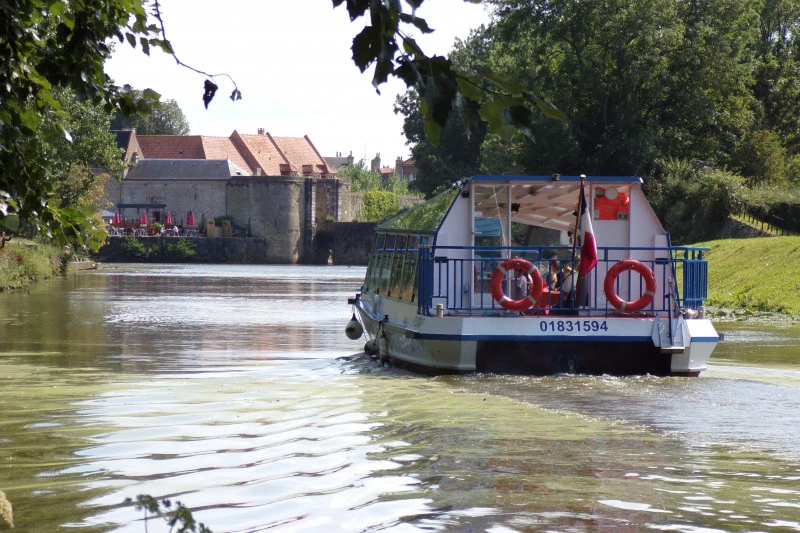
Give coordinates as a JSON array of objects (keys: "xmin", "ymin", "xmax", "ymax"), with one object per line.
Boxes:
[{"xmin": 363, "ymin": 175, "xmax": 708, "ymax": 319}]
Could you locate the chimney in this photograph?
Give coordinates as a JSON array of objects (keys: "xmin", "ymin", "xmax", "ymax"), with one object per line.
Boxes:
[
  {"xmin": 255, "ymin": 167, "xmax": 262, "ymax": 176},
  {"xmin": 257, "ymin": 128, "xmax": 265, "ymax": 135}
]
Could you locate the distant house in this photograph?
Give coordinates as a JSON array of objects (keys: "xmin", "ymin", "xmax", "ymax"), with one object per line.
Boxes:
[
  {"xmin": 395, "ymin": 156, "xmax": 418, "ymax": 184},
  {"xmin": 106, "ymin": 129, "xmax": 351, "ymax": 263},
  {"xmin": 325, "ymin": 151, "xmax": 355, "ymax": 171}
]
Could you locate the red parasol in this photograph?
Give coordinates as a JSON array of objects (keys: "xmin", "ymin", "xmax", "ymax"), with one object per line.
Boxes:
[
  {"xmin": 165, "ymin": 211, "xmax": 173, "ymax": 226},
  {"xmin": 187, "ymin": 211, "xmax": 195, "ymax": 226},
  {"xmin": 140, "ymin": 211, "xmax": 148, "ymax": 225},
  {"xmin": 113, "ymin": 211, "xmax": 121, "ymax": 225}
]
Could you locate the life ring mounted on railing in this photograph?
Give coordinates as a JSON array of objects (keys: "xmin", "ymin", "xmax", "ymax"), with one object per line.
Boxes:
[
  {"xmin": 490, "ymin": 258, "xmax": 543, "ymax": 311},
  {"xmin": 604, "ymin": 259, "xmax": 657, "ymax": 313}
]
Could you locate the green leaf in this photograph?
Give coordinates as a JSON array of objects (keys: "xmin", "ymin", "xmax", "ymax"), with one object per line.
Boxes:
[
  {"xmin": 126, "ymin": 33, "xmax": 136, "ymax": 48},
  {"xmin": 530, "ymin": 96, "xmax": 567, "ymax": 122},
  {"xmin": 420, "ymin": 100, "xmax": 443, "ymax": 146},
  {"xmin": 402, "ymin": 37, "xmax": 423, "ymax": 57},
  {"xmin": 483, "ymin": 70, "xmax": 526, "ymax": 96},
  {"xmin": 352, "ymin": 26, "xmax": 380, "ymax": 71},
  {"xmin": 399, "ymin": 13, "xmax": 433, "ymax": 34},
  {"xmin": 19, "ymin": 108, "xmax": 42, "ymax": 132},
  {"xmin": 2, "ymin": 214, "xmax": 21, "ymax": 231},
  {"xmin": 456, "ymin": 76, "xmax": 486, "ymax": 102},
  {"xmin": 48, "ymin": 1, "xmax": 65, "ymax": 16}
]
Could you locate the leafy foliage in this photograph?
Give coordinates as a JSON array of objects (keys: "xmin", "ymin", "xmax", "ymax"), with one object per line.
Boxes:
[
  {"xmin": 119, "ymin": 235, "xmax": 197, "ymax": 261},
  {"xmin": 332, "ymin": 0, "xmax": 565, "ymax": 147},
  {"xmin": 359, "ymin": 190, "xmax": 401, "ymax": 222},
  {"xmin": 110, "ymin": 89, "xmax": 191, "ymax": 134},
  {"xmin": 337, "ymin": 160, "xmax": 410, "ymax": 195},
  {"xmin": 0, "ymin": 240, "xmax": 63, "ymax": 291},
  {"xmin": 0, "ymin": 0, "xmax": 168, "ymax": 248},
  {"xmin": 120, "ymin": 234, "xmax": 150, "ymax": 259}
]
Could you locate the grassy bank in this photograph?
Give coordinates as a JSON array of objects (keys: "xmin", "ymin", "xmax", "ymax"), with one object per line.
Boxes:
[
  {"xmin": 0, "ymin": 240, "xmax": 64, "ymax": 291},
  {"xmin": 695, "ymin": 236, "xmax": 800, "ymax": 316}
]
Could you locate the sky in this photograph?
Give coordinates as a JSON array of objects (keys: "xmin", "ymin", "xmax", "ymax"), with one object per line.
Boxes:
[{"xmin": 105, "ymin": 0, "xmax": 490, "ymax": 167}]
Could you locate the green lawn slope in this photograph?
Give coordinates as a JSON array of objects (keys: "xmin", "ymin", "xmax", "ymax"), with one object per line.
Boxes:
[{"xmin": 694, "ymin": 236, "xmax": 800, "ymax": 316}]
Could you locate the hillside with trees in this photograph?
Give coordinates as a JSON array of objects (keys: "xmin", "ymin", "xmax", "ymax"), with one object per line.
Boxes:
[{"xmin": 397, "ymin": 0, "xmax": 800, "ymax": 243}]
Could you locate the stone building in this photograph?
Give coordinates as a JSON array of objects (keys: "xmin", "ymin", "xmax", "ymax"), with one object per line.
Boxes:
[{"xmin": 108, "ymin": 129, "xmax": 353, "ymax": 263}]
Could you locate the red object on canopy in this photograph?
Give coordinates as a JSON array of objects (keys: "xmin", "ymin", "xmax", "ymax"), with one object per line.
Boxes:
[
  {"xmin": 113, "ymin": 211, "xmax": 121, "ymax": 225},
  {"xmin": 187, "ymin": 211, "xmax": 195, "ymax": 226},
  {"xmin": 140, "ymin": 211, "xmax": 148, "ymax": 225},
  {"xmin": 165, "ymin": 211, "xmax": 173, "ymax": 226}
]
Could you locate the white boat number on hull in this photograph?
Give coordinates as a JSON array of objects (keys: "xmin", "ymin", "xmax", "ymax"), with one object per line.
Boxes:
[{"xmin": 540, "ymin": 320, "xmax": 609, "ymax": 333}]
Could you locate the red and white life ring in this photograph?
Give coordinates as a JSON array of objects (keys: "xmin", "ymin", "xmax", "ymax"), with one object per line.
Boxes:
[
  {"xmin": 604, "ymin": 259, "xmax": 657, "ymax": 313},
  {"xmin": 491, "ymin": 258, "xmax": 543, "ymax": 311}
]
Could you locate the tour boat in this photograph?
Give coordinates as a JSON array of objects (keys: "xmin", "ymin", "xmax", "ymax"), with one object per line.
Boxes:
[{"xmin": 346, "ymin": 175, "xmax": 719, "ymax": 376}]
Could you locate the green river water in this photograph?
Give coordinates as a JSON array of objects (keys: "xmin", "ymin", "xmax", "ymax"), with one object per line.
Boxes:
[{"xmin": 0, "ymin": 264, "xmax": 799, "ymax": 532}]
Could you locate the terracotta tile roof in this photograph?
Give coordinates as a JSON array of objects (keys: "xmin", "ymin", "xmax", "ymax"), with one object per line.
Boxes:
[
  {"xmin": 137, "ymin": 135, "xmax": 205, "ymax": 159},
  {"xmin": 271, "ymin": 135, "xmax": 334, "ymax": 176},
  {"xmin": 231, "ymin": 131, "xmax": 290, "ymax": 176},
  {"xmin": 120, "ymin": 130, "xmax": 335, "ymax": 178},
  {"xmin": 200, "ymin": 136, "xmax": 252, "ymax": 174}
]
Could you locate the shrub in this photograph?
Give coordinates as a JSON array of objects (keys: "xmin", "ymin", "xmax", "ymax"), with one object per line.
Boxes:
[
  {"xmin": 359, "ymin": 190, "xmax": 400, "ymax": 222},
  {"xmin": 164, "ymin": 238, "xmax": 196, "ymax": 260},
  {"xmin": 120, "ymin": 234, "xmax": 150, "ymax": 259},
  {"xmin": 648, "ymin": 160, "xmax": 745, "ymax": 243},
  {"xmin": 0, "ymin": 241, "xmax": 62, "ymax": 291}
]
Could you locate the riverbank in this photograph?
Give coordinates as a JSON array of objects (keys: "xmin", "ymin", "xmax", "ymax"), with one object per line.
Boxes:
[
  {"xmin": 697, "ymin": 236, "xmax": 800, "ymax": 318},
  {"xmin": 0, "ymin": 240, "xmax": 64, "ymax": 291},
  {"xmin": 3, "ymin": 235, "xmax": 799, "ymax": 323}
]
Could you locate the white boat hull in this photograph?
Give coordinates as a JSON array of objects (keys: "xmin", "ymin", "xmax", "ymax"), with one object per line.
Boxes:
[{"xmin": 355, "ymin": 295, "xmax": 716, "ymax": 376}]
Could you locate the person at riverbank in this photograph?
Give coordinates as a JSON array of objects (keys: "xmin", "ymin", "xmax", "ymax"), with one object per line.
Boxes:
[{"xmin": 0, "ymin": 231, "xmax": 12, "ymax": 249}]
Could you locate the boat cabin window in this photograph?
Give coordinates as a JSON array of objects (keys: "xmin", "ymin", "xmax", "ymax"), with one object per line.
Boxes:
[
  {"xmin": 388, "ymin": 235, "xmax": 408, "ymax": 297},
  {"xmin": 365, "ymin": 233, "xmax": 385, "ymax": 292},
  {"xmin": 397, "ymin": 235, "xmax": 420, "ymax": 302},
  {"xmin": 363, "ymin": 232, "xmax": 425, "ymax": 303},
  {"xmin": 378, "ymin": 234, "xmax": 397, "ymax": 295}
]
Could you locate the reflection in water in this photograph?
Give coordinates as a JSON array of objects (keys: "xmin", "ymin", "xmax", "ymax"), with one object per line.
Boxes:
[{"xmin": 1, "ymin": 264, "xmax": 800, "ymax": 532}]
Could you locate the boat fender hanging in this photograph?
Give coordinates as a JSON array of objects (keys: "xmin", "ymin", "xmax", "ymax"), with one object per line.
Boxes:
[
  {"xmin": 604, "ymin": 259, "xmax": 657, "ymax": 313},
  {"xmin": 364, "ymin": 338, "xmax": 379, "ymax": 356},
  {"xmin": 345, "ymin": 313, "xmax": 364, "ymax": 340},
  {"xmin": 378, "ymin": 335, "xmax": 389, "ymax": 363},
  {"xmin": 377, "ymin": 317, "xmax": 390, "ymax": 363},
  {"xmin": 490, "ymin": 258, "xmax": 543, "ymax": 312}
]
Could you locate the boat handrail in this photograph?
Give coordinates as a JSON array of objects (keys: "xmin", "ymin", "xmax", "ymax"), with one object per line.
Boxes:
[{"xmin": 414, "ymin": 244, "xmax": 709, "ymax": 317}]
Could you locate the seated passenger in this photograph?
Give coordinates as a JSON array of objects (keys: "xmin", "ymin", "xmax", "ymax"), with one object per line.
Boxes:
[{"xmin": 546, "ymin": 260, "xmax": 561, "ymax": 290}]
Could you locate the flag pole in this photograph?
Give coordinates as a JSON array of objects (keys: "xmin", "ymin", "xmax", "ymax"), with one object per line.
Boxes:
[
  {"xmin": 570, "ymin": 174, "xmax": 586, "ymax": 265},
  {"xmin": 567, "ymin": 174, "xmax": 587, "ymax": 308}
]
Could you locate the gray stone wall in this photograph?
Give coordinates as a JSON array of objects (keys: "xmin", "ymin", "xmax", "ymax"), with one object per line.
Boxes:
[
  {"xmin": 97, "ymin": 236, "xmax": 270, "ymax": 263},
  {"xmin": 314, "ymin": 178, "xmax": 354, "ymax": 223},
  {"xmin": 332, "ymin": 222, "xmax": 376, "ymax": 265},
  {"xmin": 227, "ymin": 177, "xmax": 305, "ymax": 263},
  {"xmin": 122, "ymin": 179, "xmax": 228, "ymax": 226}
]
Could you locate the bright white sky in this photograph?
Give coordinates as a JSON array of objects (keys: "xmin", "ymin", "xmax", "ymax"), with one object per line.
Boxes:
[{"xmin": 106, "ymin": 0, "xmax": 490, "ymax": 166}]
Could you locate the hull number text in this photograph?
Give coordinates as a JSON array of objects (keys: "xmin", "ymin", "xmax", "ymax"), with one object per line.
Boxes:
[{"xmin": 539, "ymin": 320, "xmax": 608, "ymax": 333}]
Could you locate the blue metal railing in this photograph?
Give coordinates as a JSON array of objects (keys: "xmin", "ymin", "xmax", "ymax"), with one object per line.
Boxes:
[{"xmin": 417, "ymin": 245, "xmax": 709, "ymax": 317}]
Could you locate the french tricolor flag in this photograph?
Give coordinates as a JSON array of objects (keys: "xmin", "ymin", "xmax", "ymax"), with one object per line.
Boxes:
[{"xmin": 579, "ymin": 186, "xmax": 598, "ymax": 277}]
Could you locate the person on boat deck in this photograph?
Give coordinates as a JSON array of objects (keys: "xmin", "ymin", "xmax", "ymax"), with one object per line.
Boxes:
[
  {"xmin": 514, "ymin": 269, "xmax": 533, "ymax": 300},
  {"xmin": 560, "ymin": 264, "xmax": 577, "ymax": 307},
  {"xmin": 546, "ymin": 260, "xmax": 561, "ymax": 290},
  {"xmin": 0, "ymin": 231, "xmax": 12, "ymax": 249}
]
